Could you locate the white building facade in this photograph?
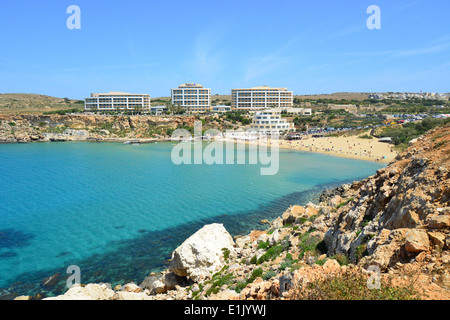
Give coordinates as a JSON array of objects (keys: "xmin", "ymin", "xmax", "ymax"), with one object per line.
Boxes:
[
  {"xmin": 231, "ymin": 86, "xmax": 293, "ymax": 111},
  {"xmin": 84, "ymin": 92, "xmax": 151, "ymax": 111},
  {"xmin": 212, "ymin": 105, "xmax": 232, "ymax": 113},
  {"xmin": 250, "ymin": 108, "xmax": 295, "ymax": 133},
  {"xmin": 281, "ymin": 107, "xmax": 312, "ymax": 116},
  {"xmin": 171, "ymin": 83, "xmax": 211, "ymax": 113}
]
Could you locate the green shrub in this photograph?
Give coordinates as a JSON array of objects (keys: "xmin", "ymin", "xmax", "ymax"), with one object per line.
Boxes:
[
  {"xmin": 280, "ymin": 253, "xmax": 300, "ymax": 271},
  {"xmin": 257, "ymin": 241, "xmax": 270, "ymax": 250},
  {"xmin": 315, "ymin": 258, "xmax": 327, "ymax": 266},
  {"xmin": 205, "ymin": 272, "xmax": 234, "ymax": 296},
  {"xmin": 262, "ymin": 270, "xmax": 277, "ymax": 280},
  {"xmin": 248, "ymin": 268, "xmax": 263, "ymax": 283},
  {"xmin": 222, "ymin": 248, "xmax": 230, "ymax": 260},
  {"xmin": 231, "ymin": 267, "xmax": 266, "ymax": 293},
  {"xmin": 257, "ymin": 241, "xmax": 290, "ymax": 265},
  {"xmin": 297, "ymin": 217, "xmax": 307, "ymax": 224},
  {"xmin": 355, "ymin": 244, "xmax": 369, "ymax": 262},
  {"xmin": 298, "ymin": 232, "xmax": 326, "ymax": 258},
  {"xmin": 332, "ymin": 253, "xmax": 350, "ymax": 266},
  {"xmin": 234, "ymin": 281, "xmax": 247, "ymax": 293},
  {"xmin": 291, "ymin": 269, "xmax": 422, "ymax": 300},
  {"xmin": 379, "ymin": 117, "xmax": 450, "ymax": 146},
  {"xmin": 336, "ymin": 198, "xmax": 354, "ymax": 208},
  {"xmin": 43, "ymin": 108, "xmax": 82, "ymax": 115}
]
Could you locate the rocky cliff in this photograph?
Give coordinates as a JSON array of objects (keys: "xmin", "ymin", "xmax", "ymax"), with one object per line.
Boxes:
[
  {"xmin": 323, "ymin": 125, "xmax": 449, "ymax": 269},
  {"xmin": 0, "ymin": 114, "xmax": 197, "ymax": 142},
  {"xmin": 0, "ymin": 114, "xmax": 246, "ymax": 143},
  {"xmin": 15, "ymin": 124, "xmax": 450, "ymax": 300}
]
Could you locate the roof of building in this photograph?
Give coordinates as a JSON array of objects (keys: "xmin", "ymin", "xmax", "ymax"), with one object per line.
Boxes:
[
  {"xmin": 232, "ymin": 85, "xmax": 290, "ymax": 91},
  {"xmin": 90, "ymin": 92, "xmax": 150, "ymax": 97},
  {"xmin": 177, "ymin": 83, "xmax": 205, "ymax": 88}
]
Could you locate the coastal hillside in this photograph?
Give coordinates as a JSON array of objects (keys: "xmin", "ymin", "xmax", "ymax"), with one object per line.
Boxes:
[
  {"xmin": 31, "ymin": 123, "xmax": 450, "ymax": 301},
  {"xmin": 0, "ymin": 114, "xmax": 246, "ymax": 143},
  {"xmin": 295, "ymin": 92, "xmax": 371, "ymax": 101},
  {"xmin": 0, "ymin": 94, "xmax": 83, "ymax": 114}
]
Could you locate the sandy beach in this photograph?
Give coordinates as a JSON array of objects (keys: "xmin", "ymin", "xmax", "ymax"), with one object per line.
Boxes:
[{"xmin": 231, "ymin": 131, "xmax": 398, "ymax": 163}]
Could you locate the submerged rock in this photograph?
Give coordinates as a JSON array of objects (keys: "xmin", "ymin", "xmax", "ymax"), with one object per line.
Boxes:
[{"xmin": 40, "ymin": 273, "xmax": 61, "ymax": 288}]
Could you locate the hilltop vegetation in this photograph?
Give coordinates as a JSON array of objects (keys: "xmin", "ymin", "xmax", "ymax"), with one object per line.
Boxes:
[
  {"xmin": 0, "ymin": 94, "xmax": 84, "ymax": 114},
  {"xmin": 378, "ymin": 117, "xmax": 450, "ymax": 149}
]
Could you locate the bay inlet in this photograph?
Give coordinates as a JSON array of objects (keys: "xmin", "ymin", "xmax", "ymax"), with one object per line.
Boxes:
[{"xmin": 0, "ymin": 141, "xmax": 385, "ymax": 298}]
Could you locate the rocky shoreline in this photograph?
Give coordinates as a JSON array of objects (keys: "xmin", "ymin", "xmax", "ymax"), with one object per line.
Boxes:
[
  {"xmin": 10, "ymin": 124, "xmax": 450, "ymax": 300},
  {"xmin": 0, "ymin": 114, "xmax": 197, "ymax": 143}
]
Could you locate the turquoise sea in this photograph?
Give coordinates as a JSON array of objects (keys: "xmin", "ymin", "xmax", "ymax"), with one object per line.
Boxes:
[{"xmin": 0, "ymin": 141, "xmax": 385, "ymax": 298}]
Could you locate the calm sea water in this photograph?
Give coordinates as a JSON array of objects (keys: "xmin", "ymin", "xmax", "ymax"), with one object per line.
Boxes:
[{"xmin": 0, "ymin": 141, "xmax": 385, "ymax": 298}]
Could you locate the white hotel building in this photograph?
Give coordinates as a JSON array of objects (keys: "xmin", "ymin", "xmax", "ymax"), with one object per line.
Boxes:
[
  {"xmin": 84, "ymin": 92, "xmax": 151, "ymax": 112},
  {"xmin": 231, "ymin": 86, "xmax": 293, "ymax": 111},
  {"xmin": 249, "ymin": 108, "xmax": 295, "ymax": 134},
  {"xmin": 171, "ymin": 83, "xmax": 211, "ymax": 113}
]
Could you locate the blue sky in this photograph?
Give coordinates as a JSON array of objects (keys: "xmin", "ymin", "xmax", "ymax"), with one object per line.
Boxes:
[{"xmin": 0, "ymin": 0, "xmax": 449, "ymax": 99}]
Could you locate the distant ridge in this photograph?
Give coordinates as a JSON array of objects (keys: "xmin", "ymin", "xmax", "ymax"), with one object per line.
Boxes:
[{"xmin": 0, "ymin": 93, "xmax": 82, "ymax": 114}]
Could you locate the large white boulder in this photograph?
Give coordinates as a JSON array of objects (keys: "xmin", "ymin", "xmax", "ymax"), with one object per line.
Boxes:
[{"xmin": 169, "ymin": 224, "xmax": 235, "ymax": 282}]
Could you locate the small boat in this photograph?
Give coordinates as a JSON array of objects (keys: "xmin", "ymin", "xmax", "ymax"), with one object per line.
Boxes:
[{"xmin": 123, "ymin": 141, "xmax": 132, "ymax": 144}]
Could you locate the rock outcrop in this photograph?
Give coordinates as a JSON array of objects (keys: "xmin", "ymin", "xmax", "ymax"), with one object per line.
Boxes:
[
  {"xmin": 43, "ymin": 284, "xmax": 115, "ymax": 300},
  {"xmin": 323, "ymin": 125, "xmax": 450, "ymax": 272},
  {"xmin": 0, "ymin": 114, "xmax": 196, "ymax": 143},
  {"xmin": 169, "ymin": 224, "xmax": 236, "ymax": 282}
]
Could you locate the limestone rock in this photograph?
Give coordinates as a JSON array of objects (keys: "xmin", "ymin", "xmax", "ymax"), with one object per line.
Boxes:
[
  {"xmin": 428, "ymin": 232, "xmax": 446, "ymax": 248},
  {"xmin": 329, "ymin": 195, "xmax": 343, "ymax": 207},
  {"xmin": 208, "ymin": 289, "xmax": 240, "ymax": 300},
  {"xmin": 268, "ymin": 229, "xmax": 281, "ymax": 246},
  {"xmin": 405, "ymin": 230, "xmax": 430, "ymax": 253},
  {"xmin": 123, "ymin": 282, "xmax": 142, "ymax": 293},
  {"xmin": 271, "ymin": 217, "xmax": 283, "ymax": 229},
  {"xmin": 323, "ymin": 259, "xmax": 340, "ymax": 270},
  {"xmin": 169, "ymin": 224, "xmax": 235, "ymax": 282},
  {"xmin": 43, "ymin": 284, "xmax": 115, "ymax": 300},
  {"xmin": 304, "ymin": 202, "xmax": 319, "ymax": 217},
  {"xmin": 282, "ymin": 205, "xmax": 306, "ymax": 225},
  {"xmin": 112, "ymin": 291, "xmax": 153, "ymax": 300},
  {"xmin": 427, "ymin": 215, "xmax": 450, "ymax": 229},
  {"xmin": 257, "ymin": 233, "xmax": 269, "ymax": 243},
  {"xmin": 163, "ymin": 272, "xmax": 190, "ymax": 291},
  {"xmin": 235, "ymin": 235, "xmax": 250, "ymax": 249}
]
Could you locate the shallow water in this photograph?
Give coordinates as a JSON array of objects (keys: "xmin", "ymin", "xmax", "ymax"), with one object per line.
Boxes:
[{"xmin": 0, "ymin": 141, "xmax": 385, "ymax": 298}]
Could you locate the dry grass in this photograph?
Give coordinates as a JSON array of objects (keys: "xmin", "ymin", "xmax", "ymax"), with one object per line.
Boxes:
[
  {"xmin": 294, "ymin": 92, "xmax": 371, "ymax": 101},
  {"xmin": 0, "ymin": 94, "xmax": 83, "ymax": 114},
  {"xmin": 288, "ymin": 269, "xmax": 423, "ymax": 300}
]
